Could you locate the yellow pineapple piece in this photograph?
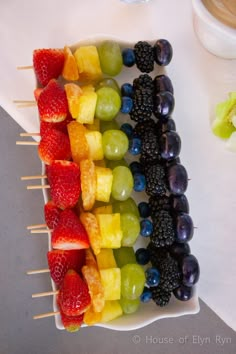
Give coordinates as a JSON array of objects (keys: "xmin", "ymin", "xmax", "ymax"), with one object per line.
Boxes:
[
  {"xmin": 85, "ymin": 118, "xmax": 100, "ymax": 131},
  {"xmin": 100, "ymin": 268, "xmax": 121, "ymax": 300},
  {"xmin": 81, "ymin": 84, "xmax": 95, "ymax": 93},
  {"xmin": 74, "ymin": 46, "xmax": 102, "ymax": 82},
  {"xmin": 93, "ymin": 204, "xmax": 113, "ymax": 215},
  {"xmin": 64, "ymin": 83, "xmax": 83, "ymax": 118},
  {"xmin": 83, "ymin": 306, "xmax": 102, "ymax": 326},
  {"xmin": 95, "ymin": 166, "xmax": 113, "ymax": 202},
  {"xmin": 85, "ymin": 131, "xmax": 104, "ymax": 161},
  {"xmin": 67, "ymin": 121, "xmax": 89, "ymax": 164},
  {"xmin": 96, "ymin": 213, "xmax": 123, "ymax": 248},
  {"xmin": 62, "ymin": 46, "xmax": 79, "ymax": 81},
  {"xmin": 80, "ymin": 159, "xmax": 96, "ymax": 211},
  {"xmin": 94, "ymin": 159, "xmax": 106, "ymax": 168},
  {"xmin": 101, "ymin": 301, "xmax": 123, "ymax": 323},
  {"xmin": 80, "ymin": 213, "xmax": 102, "ymax": 255},
  {"xmin": 76, "ymin": 91, "xmax": 97, "ymax": 125},
  {"xmin": 96, "ymin": 249, "xmax": 117, "ymax": 269}
]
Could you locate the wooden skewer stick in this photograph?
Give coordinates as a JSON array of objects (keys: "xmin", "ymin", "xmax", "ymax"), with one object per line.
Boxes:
[
  {"xmin": 27, "ymin": 223, "xmax": 47, "ymax": 230},
  {"xmin": 26, "ymin": 268, "xmax": 50, "ymax": 275},
  {"xmin": 27, "ymin": 184, "xmax": 50, "ymax": 190},
  {"xmin": 33, "ymin": 311, "xmax": 60, "ymax": 320},
  {"xmin": 20, "ymin": 132, "xmax": 40, "ymax": 137},
  {"xmin": 30, "ymin": 229, "xmax": 52, "ymax": 234},
  {"xmin": 16, "ymin": 141, "xmax": 39, "ymax": 146},
  {"xmin": 21, "ymin": 175, "xmax": 47, "ymax": 181},
  {"xmin": 17, "ymin": 65, "xmax": 33, "ymax": 70},
  {"xmin": 13, "ymin": 100, "xmax": 36, "ymax": 104},
  {"xmin": 32, "ymin": 290, "xmax": 59, "ymax": 298}
]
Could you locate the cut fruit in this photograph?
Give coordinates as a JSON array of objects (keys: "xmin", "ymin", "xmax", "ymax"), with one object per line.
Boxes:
[
  {"xmin": 67, "ymin": 121, "xmax": 89, "ymax": 164},
  {"xmin": 62, "ymin": 46, "xmax": 79, "ymax": 81},
  {"xmin": 96, "ymin": 213, "xmax": 123, "ymax": 249},
  {"xmin": 96, "ymin": 249, "xmax": 117, "ymax": 269},
  {"xmin": 76, "ymin": 90, "xmax": 97, "ymax": 125},
  {"xmin": 64, "ymin": 83, "xmax": 83, "ymax": 118},
  {"xmin": 113, "ymin": 247, "xmax": 136, "ymax": 268},
  {"xmin": 85, "ymin": 118, "xmax": 100, "ymax": 131},
  {"xmin": 80, "ymin": 159, "xmax": 96, "ymax": 211},
  {"xmin": 95, "ymin": 166, "xmax": 113, "ymax": 202},
  {"xmin": 85, "ymin": 131, "xmax": 104, "ymax": 160},
  {"xmin": 100, "ymin": 301, "xmax": 123, "ymax": 323},
  {"xmin": 80, "ymin": 212, "xmax": 102, "ymax": 255},
  {"xmin": 100, "ymin": 268, "xmax": 121, "ymax": 300},
  {"xmin": 93, "ymin": 204, "xmax": 113, "ymax": 215},
  {"xmin": 74, "ymin": 46, "xmax": 102, "ymax": 82},
  {"xmin": 83, "ymin": 306, "xmax": 102, "ymax": 325}
]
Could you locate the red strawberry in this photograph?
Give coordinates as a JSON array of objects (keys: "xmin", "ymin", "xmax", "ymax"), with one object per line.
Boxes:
[
  {"xmin": 40, "ymin": 113, "xmax": 73, "ymax": 137},
  {"xmin": 49, "ymin": 161, "xmax": 81, "ymax": 209},
  {"xmin": 34, "ymin": 88, "xmax": 43, "ymax": 101},
  {"xmin": 38, "ymin": 79, "xmax": 68, "ymax": 123},
  {"xmin": 33, "ymin": 49, "xmax": 65, "ymax": 87},
  {"xmin": 58, "ymin": 269, "xmax": 91, "ymax": 316},
  {"xmin": 47, "ymin": 249, "xmax": 85, "ymax": 286},
  {"xmin": 38, "ymin": 129, "xmax": 71, "ymax": 164},
  {"xmin": 60, "ymin": 306, "xmax": 84, "ymax": 332},
  {"xmin": 44, "ymin": 201, "xmax": 61, "ymax": 229},
  {"xmin": 52, "ymin": 209, "xmax": 89, "ymax": 250}
]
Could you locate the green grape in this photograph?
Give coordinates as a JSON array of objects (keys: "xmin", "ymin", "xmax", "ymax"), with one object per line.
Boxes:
[
  {"xmin": 98, "ymin": 41, "xmax": 123, "ymax": 76},
  {"xmin": 121, "ymin": 264, "xmax": 146, "ymax": 300},
  {"xmin": 95, "ymin": 87, "xmax": 121, "ymax": 121},
  {"xmin": 120, "ymin": 297, "xmax": 140, "ymax": 314},
  {"xmin": 112, "ymin": 198, "xmax": 139, "ymax": 218},
  {"xmin": 212, "ymin": 118, "xmax": 236, "ymax": 139},
  {"xmin": 102, "ymin": 130, "xmax": 129, "ymax": 160},
  {"xmin": 106, "ymin": 159, "xmax": 128, "ymax": 170},
  {"xmin": 111, "ymin": 166, "xmax": 134, "ymax": 201},
  {"xmin": 95, "ymin": 78, "xmax": 121, "ymax": 95},
  {"xmin": 120, "ymin": 213, "xmax": 140, "ymax": 247},
  {"xmin": 100, "ymin": 120, "xmax": 119, "ymax": 134},
  {"xmin": 113, "ymin": 247, "xmax": 136, "ymax": 268}
]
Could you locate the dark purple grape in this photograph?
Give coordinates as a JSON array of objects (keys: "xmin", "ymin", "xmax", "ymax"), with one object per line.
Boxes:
[
  {"xmin": 153, "ymin": 39, "xmax": 173, "ymax": 66},
  {"xmin": 153, "ymin": 92, "xmax": 175, "ymax": 119},
  {"xmin": 153, "ymin": 75, "xmax": 174, "ymax": 94},
  {"xmin": 169, "ymin": 242, "xmax": 191, "ymax": 260},
  {"xmin": 164, "ymin": 157, "xmax": 181, "ymax": 168},
  {"xmin": 159, "ymin": 131, "xmax": 181, "ymax": 160},
  {"xmin": 170, "ymin": 194, "xmax": 189, "ymax": 214},
  {"xmin": 181, "ymin": 254, "xmax": 200, "ymax": 287},
  {"xmin": 173, "ymin": 284, "xmax": 194, "ymax": 301},
  {"xmin": 175, "ymin": 213, "xmax": 194, "ymax": 243},
  {"xmin": 167, "ymin": 164, "xmax": 188, "ymax": 195},
  {"xmin": 156, "ymin": 118, "xmax": 176, "ymax": 136}
]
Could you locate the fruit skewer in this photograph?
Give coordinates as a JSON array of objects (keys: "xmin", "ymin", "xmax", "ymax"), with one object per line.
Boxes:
[
  {"xmin": 32, "ymin": 290, "xmax": 58, "ymax": 298},
  {"xmin": 27, "ymin": 268, "xmax": 50, "ymax": 275},
  {"xmin": 21, "ymin": 175, "xmax": 47, "ymax": 180},
  {"xmin": 33, "ymin": 311, "xmax": 60, "ymax": 320},
  {"xmin": 27, "ymin": 223, "xmax": 47, "ymax": 230}
]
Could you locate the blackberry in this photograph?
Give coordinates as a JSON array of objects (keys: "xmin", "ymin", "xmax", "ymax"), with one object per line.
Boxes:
[
  {"xmin": 130, "ymin": 88, "xmax": 153, "ymax": 122},
  {"xmin": 134, "ymin": 41, "xmax": 154, "ymax": 73},
  {"xmin": 159, "ymin": 255, "xmax": 181, "ymax": 291},
  {"xmin": 147, "ymin": 242, "xmax": 170, "ymax": 268},
  {"xmin": 145, "ymin": 164, "xmax": 168, "ymax": 197},
  {"xmin": 151, "ymin": 286, "xmax": 171, "ymax": 307},
  {"xmin": 133, "ymin": 119, "xmax": 156, "ymax": 139},
  {"xmin": 141, "ymin": 130, "xmax": 160, "ymax": 164},
  {"xmin": 133, "ymin": 74, "xmax": 154, "ymax": 91},
  {"xmin": 149, "ymin": 195, "xmax": 171, "ymax": 217},
  {"xmin": 151, "ymin": 210, "xmax": 175, "ymax": 247}
]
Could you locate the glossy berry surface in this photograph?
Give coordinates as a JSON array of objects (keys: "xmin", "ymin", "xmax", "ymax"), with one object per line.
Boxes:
[
  {"xmin": 153, "ymin": 92, "xmax": 175, "ymax": 119},
  {"xmin": 120, "ymin": 123, "xmax": 133, "ymax": 138},
  {"xmin": 175, "ymin": 213, "xmax": 194, "ymax": 243},
  {"xmin": 156, "ymin": 118, "xmax": 176, "ymax": 135},
  {"xmin": 129, "ymin": 161, "xmax": 143, "ymax": 175},
  {"xmin": 145, "ymin": 267, "xmax": 160, "ymax": 287},
  {"xmin": 153, "ymin": 39, "xmax": 173, "ymax": 66},
  {"xmin": 140, "ymin": 219, "xmax": 153, "ymax": 237},
  {"xmin": 153, "ymin": 75, "xmax": 174, "ymax": 94},
  {"xmin": 173, "ymin": 284, "xmax": 194, "ymax": 301},
  {"xmin": 120, "ymin": 97, "xmax": 133, "ymax": 114},
  {"xmin": 129, "ymin": 137, "xmax": 142, "ymax": 155},
  {"xmin": 169, "ymin": 242, "xmax": 191, "ymax": 260},
  {"xmin": 138, "ymin": 201, "xmax": 150, "ymax": 218},
  {"xmin": 181, "ymin": 254, "xmax": 200, "ymax": 287},
  {"xmin": 121, "ymin": 83, "xmax": 134, "ymax": 97},
  {"xmin": 122, "ymin": 48, "xmax": 136, "ymax": 67},
  {"xmin": 167, "ymin": 164, "xmax": 188, "ymax": 195},
  {"xmin": 133, "ymin": 173, "xmax": 146, "ymax": 192},
  {"xmin": 159, "ymin": 131, "xmax": 181, "ymax": 160},
  {"xmin": 170, "ymin": 194, "xmax": 189, "ymax": 214},
  {"xmin": 140, "ymin": 286, "xmax": 152, "ymax": 303},
  {"xmin": 135, "ymin": 248, "xmax": 150, "ymax": 265}
]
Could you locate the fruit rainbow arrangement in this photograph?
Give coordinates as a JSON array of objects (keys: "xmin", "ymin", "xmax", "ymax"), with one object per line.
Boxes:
[{"xmin": 20, "ymin": 39, "xmax": 200, "ymax": 331}]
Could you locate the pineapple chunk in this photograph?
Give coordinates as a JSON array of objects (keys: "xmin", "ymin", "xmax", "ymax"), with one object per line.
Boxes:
[
  {"xmin": 84, "ymin": 306, "xmax": 102, "ymax": 326},
  {"xmin": 100, "ymin": 268, "xmax": 121, "ymax": 300},
  {"xmin": 101, "ymin": 301, "xmax": 123, "ymax": 323},
  {"xmin": 81, "ymin": 84, "xmax": 95, "ymax": 93},
  {"xmin": 74, "ymin": 46, "xmax": 102, "ymax": 82},
  {"xmin": 62, "ymin": 46, "xmax": 79, "ymax": 81},
  {"xmin": 93, "ymin": 204, "xmax": 113, "ymax": 215},
  {"xmin": 96, "ymin": 249, "xmax": 117, "ymax": 269},
  {"xmin": 85, "ymin": 118, "xmax": 100, "ymax": 131},
  {"xmin": 64, "ymin": 83, "xmax": 83, "ymax": 118},
  {"xmin": 95, "ymin": 166, "xmax": 113, "ymax": 202},
  {"xmin": 76, "ymin": 91, "xmax": 97, "ymax": 125},
  {"xmin": 85, "ymin": 131, "xmax": 104, "ymax": 161},
  {"xmin": 94, "ymin": 160, "xmax": 106, "ymax": 168},
  {"xmin": 96, "ymin": 213, "xmax": 123, "ymax": 248}
]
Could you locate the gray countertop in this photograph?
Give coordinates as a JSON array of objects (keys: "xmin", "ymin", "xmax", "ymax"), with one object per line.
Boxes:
[{"xmin": 0, "ymin": 106, "xmax": 235, "ymax": 354}]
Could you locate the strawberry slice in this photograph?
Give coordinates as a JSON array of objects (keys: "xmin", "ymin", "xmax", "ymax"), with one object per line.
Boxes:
[
  {"xmin": 38, "ymin": 129, "xmax": 71, "ymax": 165},
  {"xmin": 40, "ymin": 114, "xmax": 73, "ymax": 137},
  {"xmin": 34, "ymin": 88, "xmax": 43, "ymax": 101},
  {"xmin": 49, "ymin": 161, "xmax": 81, "ymax": 209},
  {"xmin": 38, "ymin": 79, "xmax": 68, "ymax": 123},
  {"xmin": 44, "ymin": 201, "xmax": 61, "ymax": 229},
  {"xmin": 47, "ymin": 249, "xmax": 85, "ymax": 286},
  {"xmin": 52, "ymin": 209, "xmax": 90, "ymax": 250},
  {"xmin": 58, "ymin": 269, "xmax": 91, "ymax": 316},
  {"xmin": 33, "ymin": 49, "xmax": 65, "ymax": 87},
  {"xmin": 60, "ymin": 307, "xmax": 84, "ymax": 332}
]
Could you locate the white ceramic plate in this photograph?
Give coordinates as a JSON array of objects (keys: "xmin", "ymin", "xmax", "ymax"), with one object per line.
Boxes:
[{"xmin": 39, "ymin": 36, "xmax": 200, "ymax": 331}]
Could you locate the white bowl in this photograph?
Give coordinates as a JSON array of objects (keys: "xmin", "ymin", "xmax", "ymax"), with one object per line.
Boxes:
[
  {"xmin": 192, "ymin": 0, "xmax": 236, "ymax": 58},
  {"xmin": 40, "ymin": 35, "xmax": 200, "ymax": 331}
]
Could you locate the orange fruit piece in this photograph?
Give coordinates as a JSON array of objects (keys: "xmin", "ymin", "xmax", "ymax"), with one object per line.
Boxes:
[
  {"xmin": 80, "ymin": 212, "xmax": 102, "ymax": 255},
  {"xmin": 64, "ymin": 83, "xmax": 83, "ymax": 118},
  {"xmin": 62, "ymin": 46, "xmax": 79, "ymax": 81},
  {"xmin": 67, "ymin": 121, "xmax": 89, "ymax": 164},
  {"xmin": 79, "ymin": 159, "xmax": 96, "ymax": 211},
  {"xmin": 83, "ymin": 304, "xmax": 102, "ymax": 326}
]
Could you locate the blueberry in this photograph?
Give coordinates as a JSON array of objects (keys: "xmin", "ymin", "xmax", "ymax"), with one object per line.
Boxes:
[
  {"xmin": 128, "ymin": 137, "xmax": 142, "ymax": 155},
  {"xmin": 122, "ymin": 48, "xmax": 135, "ymax": 67},
  {"xmin": 120, "ymin": 123, "xmax": 133, "ymax": 138},
  {"xmin": 133, "ymin": 173, "xmax": 146, "ymax": 192},
  {"xmin": 145, "ymin": 267, "xmax": 160, "ymax": 287},
  {"xmin": 129, "ymin": 161, "xmax": 143, "ymax": 175},
  {"xmin": 120, "ymin": 96, "xmax": 133, "ymax": 114},
  {"xmin": 121, "ymin": 83, "xmax": 134, "ymax": 97},
  {"xmin": 173, "ymin": 284, "xmax": 194, "ymax": 301},
  {"xmin": 135, "ymin": 248, "xmax": 150, "ymax": 265},
  {"xmin": 140, "ymin": 286, "xmax": 152, "ymax": 303},
  {"xmin": 138, "ymin": 202, "xmax": 150, "ymax": 218},
  {"xmin": 153, "ymin": 39, "xmax": 173, "ymax": 66},
  {"xmin": 140, "ymin": 219, "xmax": 153, "ymax": 237}
]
